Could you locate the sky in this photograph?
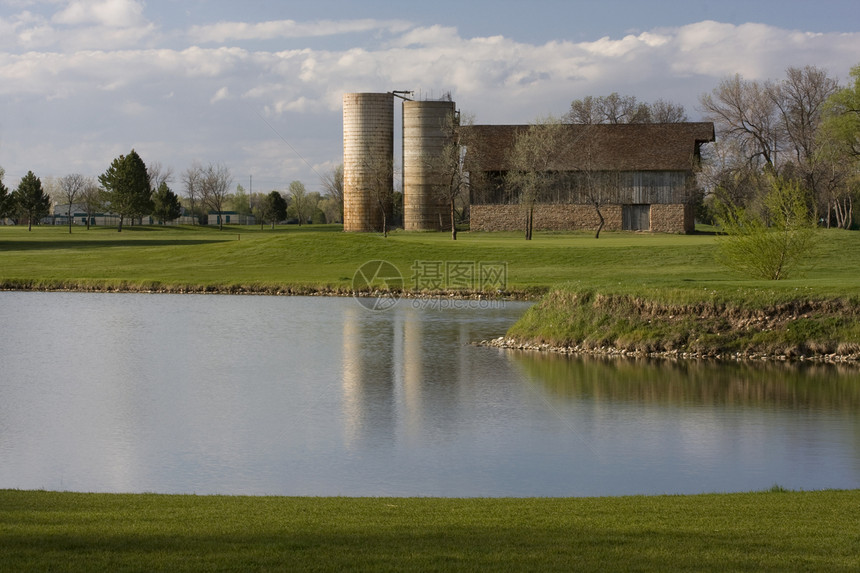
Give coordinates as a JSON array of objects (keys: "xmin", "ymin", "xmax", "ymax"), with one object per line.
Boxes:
[{"xmin": 1, "ymin": 0, "xmax": 859, "ymax": 194}]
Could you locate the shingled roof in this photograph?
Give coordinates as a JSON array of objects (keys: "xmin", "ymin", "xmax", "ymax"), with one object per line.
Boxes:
[{"xmin": 465, "ymin": 122, "xmax": 715, "ymax": 172}]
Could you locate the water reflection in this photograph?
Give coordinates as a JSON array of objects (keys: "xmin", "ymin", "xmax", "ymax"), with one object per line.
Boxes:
[
  {"xmin": 509, "ymin": 351, "xmax": 860, "ymax": 495},
  {"xmin": 510, "ymin": 351, "xmax": 860, "ymax": 410},
  {"xmin": 341, "ymin": 303, "xmax": 489, "ymax": 448},
  {"xmin": 1, "ymin": 291, "xmax": 858, "ymax": 496},
  {"xmin": 342, "ymin": 305, "xmax": 397, "ymax": 447}
]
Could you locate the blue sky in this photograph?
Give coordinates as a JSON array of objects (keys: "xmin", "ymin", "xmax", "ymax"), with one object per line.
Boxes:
[{"xmin": 1, "ymin": 0, "xmax": 858, "ymax": 194}]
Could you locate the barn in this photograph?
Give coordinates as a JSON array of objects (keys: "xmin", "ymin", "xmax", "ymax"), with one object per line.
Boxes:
[{"xmin": 466, "ymin": 122, "xmax": 715, "ymax": 233}]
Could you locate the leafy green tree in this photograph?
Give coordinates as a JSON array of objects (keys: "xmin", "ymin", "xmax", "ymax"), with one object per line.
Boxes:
[
  {"xmin": 261, "ymin": 190, "xmax": 287, "ymax": 229},
  {"xmin": 817, "ymin": 63, "xmax": 860, "ymax": 228},
  {"xmin": 12, "ymin": 171, "xmax": 52, "ymax": 231},
  {"xmin": 289, "ymin": 180, "xmax": 310, "ymax": 225},
  {"xmin": 821, "ymin": 63, "xmax": 860, "ymax": 158},
  {"xmin": 311, "ymin": 208, "xmax": 327, "ymax": 224},
  {"xmin": 151, "ymin": 182, "xmax": 182, "ymax": 224},
  {"xmin": 230, "ymin": 183, "xmax": 252, "ymax": 216},
  {"xmin": 715, "ymin": 176, "xmax": 817, "ymax": 280},
  {"xmin": 99, "ymin": 149, "xmax": 152, "ymax": 232}
]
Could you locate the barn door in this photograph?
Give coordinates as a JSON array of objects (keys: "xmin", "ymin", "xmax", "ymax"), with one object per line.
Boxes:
[{"xmin": 622, "ymin": 204, "xmax": 651, "ymax": 231}]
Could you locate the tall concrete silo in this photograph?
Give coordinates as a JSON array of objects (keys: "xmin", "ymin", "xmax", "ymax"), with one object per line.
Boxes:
[
  {"xmin": 343, "ymin": 93, "xmax": 395, "ymax": 232},
  {"xmin": 402, "ymin": 100, "xmax": 457, "ymax": 231}
]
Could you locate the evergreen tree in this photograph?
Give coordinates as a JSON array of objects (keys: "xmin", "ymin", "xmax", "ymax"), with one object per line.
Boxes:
[
  {"xmin": 99, "ymin": 149, "xmax": 152, "ymax": 232},
  {"xmin": 151, "ymin": 181, "xmax": 182, "ymax": 224},
  {"xmin": 12, "ymin": 171, "xmax": 51, "ymax": 231},
  {"xmin": 261, "ymin": 190, "xmax": 287, "ymax": 229},
  {"xmin": 0, "ymin": 167, "xmax": 12, "ymax": 222}
]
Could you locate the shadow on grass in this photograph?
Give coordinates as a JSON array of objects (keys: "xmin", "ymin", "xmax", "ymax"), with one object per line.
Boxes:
[
  {"xmin": 0, "ymin": 239, "xmax": 230, "ymax": 251},
  {"xmin": 0, "ymin": 524, "xmax": 825, "ymax": 572}
]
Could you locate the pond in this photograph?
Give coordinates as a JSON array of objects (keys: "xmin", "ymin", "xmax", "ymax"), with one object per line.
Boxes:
[{"xmin": 0, "ymin": 291, "xmax": 858, "ymax": 497}]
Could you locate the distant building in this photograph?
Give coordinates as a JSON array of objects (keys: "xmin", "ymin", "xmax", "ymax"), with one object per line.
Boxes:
[
  {"xmin": 52, "ymin": 204, "xmax": 198, "ymax": 226},
  {"xmin": 341, "ymin": 91, "xmax": 715, "ymax": 234},
  {"xmin": 51, "ymin": 204, "xmax": 134, "ymax": 227},
  {"xmin": 207, "ymin": 211, "xmax": 256, "ymax": 226},
  {"xmin": 465, "ymin": 122, "xmax": 715, "ymax": 233}
]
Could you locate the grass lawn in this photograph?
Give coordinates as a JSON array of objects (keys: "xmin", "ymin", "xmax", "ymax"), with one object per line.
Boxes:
[
  {"xmin": 1, "ymin": 224, "xmax": 859, "ymax": 302},
  {"xmin": 2, "ymin": 489, "xmax": 858, "ymax": 572},
  {"xmin": 2, "ymin": 227, "xmax": 859, "ymax": 569}
]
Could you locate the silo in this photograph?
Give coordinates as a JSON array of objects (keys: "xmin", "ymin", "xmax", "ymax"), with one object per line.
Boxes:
[
  {"xmin": 402, "ymin": 100, "xmax": 457, "ymax": 231},
  {"xmin": 343, "ymin": 93, "xmax": 395, "ymax": 232}
]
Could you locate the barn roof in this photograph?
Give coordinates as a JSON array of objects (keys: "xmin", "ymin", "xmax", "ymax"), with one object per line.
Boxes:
[{"xmin": 464, "ymin": 122, "xmax": 715, "ymax": 172}]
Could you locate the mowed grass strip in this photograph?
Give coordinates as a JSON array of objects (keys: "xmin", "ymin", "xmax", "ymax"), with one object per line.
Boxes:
[
  {"xmin": 1, "ymin": 489, "xmax": 858, "ymax": 572},
  {"xmin": 2, "ymin": 225, "xmax": 858, "ymax": 300}
]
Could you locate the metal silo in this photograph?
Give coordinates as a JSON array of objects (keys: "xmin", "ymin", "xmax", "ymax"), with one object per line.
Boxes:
[
  {"xmin": 402, "ymin": 99, "xmax": 457, "ymax": 231},
  {"xmin": 342, "ymin": 93, "xmax": 395, "ymax": 232}
]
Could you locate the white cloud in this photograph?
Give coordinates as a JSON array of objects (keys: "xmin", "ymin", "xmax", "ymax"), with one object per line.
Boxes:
[
  {"xmin": 210, "ymin": 86, "xmax": 229, "ymax": 104},
  {"xmin": 1, "ymin": 13, "xmax": 859, "ymax": 190},
  {"xmin": 1, "ymin": 1, "xmax": 155, "ymax": 50},
  {"xmin": 53, "ymin": 0, "xmax": 146, "ymax": 27},
  {"xmin": 188, "ymin": 18, "xmax": 412, "ymax": 44}
]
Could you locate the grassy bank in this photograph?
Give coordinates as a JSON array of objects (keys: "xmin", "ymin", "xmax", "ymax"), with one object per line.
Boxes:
[
  {"xmin": 1, "ymin": 224, "xmax": 858, "ymax": 296},
  {"xmin": 2, "ymin": 224, "xmax": 859, "ymax": 356},
  {"xmin": 2, "ymin": 489, "xmax": 858, "ymax": 572},
  {"xmin": 505, "ymin": 288, "xmax": 860, "ymax": 359}
]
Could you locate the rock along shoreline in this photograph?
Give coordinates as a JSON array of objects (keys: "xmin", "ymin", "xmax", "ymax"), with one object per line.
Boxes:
[{"xmin": 476, "ymin": 336, "xmax": 860, "ymax": 364}]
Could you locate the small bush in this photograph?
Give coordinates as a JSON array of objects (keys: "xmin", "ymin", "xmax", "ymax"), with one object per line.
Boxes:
[{"xmin": 715, "ymin": 176, "xmax": 817, "ymax": 280}]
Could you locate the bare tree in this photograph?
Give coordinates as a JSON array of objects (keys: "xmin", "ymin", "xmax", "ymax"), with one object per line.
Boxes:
[
  {"xmin": 565, "ymin": 95, "xmax": 602, "ymax": 124},
  {"xmin": 147, "ymin": 161, "xmax": 174, "ymax": 191},
  {"xmin": 79, "ymin": 181, "xmax": 102, "ymax": 230},
  {"xmin": 505, "ymin": 116, "xmax": 566, "ymax": 240},
  {"xmin": 566, "ymin": 93, "xmax": 686, "ymax": 124},
  {"xmin": 201, "ymin": 162, "xmax": 232, "ymax": 230},
  {"xmin": 577, "ymin": 149, "xmax": 619, "ymax": 239},
  {"xmin": 650, "ymin": 98, "xmax": 688, "ymax": 123},
  {"xmin": 57, "ymin": 174, "xmax": 87, "ymax": 233},
  {"xmin": 599, "ymin": 93, "xmax": 651, "ymax": 124},
  {"xmin": 699, "ymin": 74, "xmax": 781, "ymax": 169},
  {"xmin": 426, "ymin": 111, "xmax": 483, "ymax": 240},
  {"xmin": 320, "ymin": 164, "xmax": 344, "ymax": 222},
  {"xmin": 181, "ymin": 162, "xmax": 203, "ymax": 225},
  {"xmin": 771, "ymin": 66, "xmax": 840, "ymax": 211},
  {"xmin": 773, "ymin": 66, "xmax": 839, "ymax": 164},
  {"xmin": 361, "ymin": 149, "xmax": 395, "ymax": 236}
]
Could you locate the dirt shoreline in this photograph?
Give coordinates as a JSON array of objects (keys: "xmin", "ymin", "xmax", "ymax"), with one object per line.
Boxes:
[{"xmin": 0, "ymin": 282, "xmax": 543, "ymax": 300}]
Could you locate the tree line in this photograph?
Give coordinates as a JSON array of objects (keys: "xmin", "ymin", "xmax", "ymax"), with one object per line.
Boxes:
[
  {"xmin": 698, "ymin": 63, "xmax": 859, "ymax": 230},
  {"xmin": 0, "ymin": 151, "xmax": 346, "ymax": 232}
]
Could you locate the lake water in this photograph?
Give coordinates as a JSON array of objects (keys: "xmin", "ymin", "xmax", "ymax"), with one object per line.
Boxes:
[{"xmin": 0, "ymin": 291, "xmax": 858, "ymax": 497}]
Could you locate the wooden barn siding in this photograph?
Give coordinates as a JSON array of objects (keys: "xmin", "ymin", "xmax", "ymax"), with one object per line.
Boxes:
[{"xmin": 473, "ymin": 171, "xmax": 691, "ymax": 205}]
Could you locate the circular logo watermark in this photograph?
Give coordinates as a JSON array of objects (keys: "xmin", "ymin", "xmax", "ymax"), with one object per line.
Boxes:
[{"xmin": 352, "ymin": 260, "xmax": 403, "ymax": 311}]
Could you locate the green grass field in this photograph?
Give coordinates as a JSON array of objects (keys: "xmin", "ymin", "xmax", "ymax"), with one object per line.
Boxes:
[
  {"xmin": 2, "ymin": 489, "xmax": 858, "ymax": 572},
  {"xmin": 2, "ymin": 224, "xmax": 859, "ymax": 302},
  {"xmin": 2, "ymin": 226, "xmax": 859, "ymax": 570}
]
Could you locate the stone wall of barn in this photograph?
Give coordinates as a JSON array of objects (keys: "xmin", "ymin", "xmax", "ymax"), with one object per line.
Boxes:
[
  {"xmin": 470, "ymin": 203, "xmax": 692, "ymax": 233},
  {"xmin": 649, "ymin": 203, "xmax": 694, "ymax": 233}
]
